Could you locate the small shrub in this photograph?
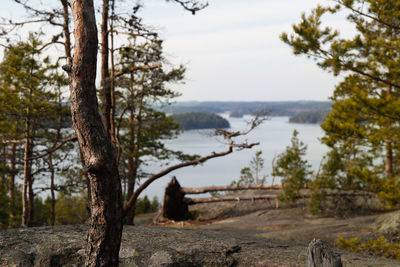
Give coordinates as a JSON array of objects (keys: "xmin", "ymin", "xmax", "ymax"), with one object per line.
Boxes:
[
  {"xmin": 136, "ymin": 196, "xmax": 160, "ymax": 215},
  {"xmin": 378, "ymin": 176, "xmax": 400, "ymax": 210},
  {"xmin": 273, "ymin": 130, "xmax": 312, "ymax": 204},
  {"xmin": 338, "ymin": 236, "xmax": 400, "ymax": 260}
]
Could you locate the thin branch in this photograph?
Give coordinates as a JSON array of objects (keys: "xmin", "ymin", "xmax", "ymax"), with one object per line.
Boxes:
[
  {"xmin": 28, "ymin": 136, "xmax": 77, "ymax": 160},
  {"xmin": 114, "ymin": 64, "xmax": 162, "ymax": 78},
  {"xmin": 181, "ymin": 184, "xmax": 282, "ymax": 194},
  {"xmin": 334, "ymin": 0, "xmax": 400, "ymax": 31},
  {"xmin": 184, "ymin": 189, "xmax": 376, "ymax": 205},
  {"xmin": 172, "ymin": 0, "xmax": 209, "ymax": 15},
  {"xmin": 185, "ymin": 194, "xmax": 277, "ymax": 205},
  {"xmin": 123, "ymin": 115, "xmax": 265, "ymax": 217}
]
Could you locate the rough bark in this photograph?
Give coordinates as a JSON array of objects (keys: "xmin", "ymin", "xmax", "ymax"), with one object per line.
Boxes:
[
  {"xmin": 100, "ymin": 0, "xmax": 112, "ymax": 138},
  {"xmin": 28, "ymin": 167, "xmax": 34, "ymax": 225},
  {"xmin": 60, "ymin": 0, "xmax": 72, "ymax": 59},
  {"xmin": 124, "ymin": 106, "xmax": 137, "ymax": 225},
  {"xmin": 69, "ymin": 0, "xmax": 122, "ymax": 266},
  {"xmin": 124, "ymin": 97, "xmax": 143, "ymax": 225},
  {"xmin": 109, "ymin": 0, "xmax": 116, "ymax": 142},
  {"xmin": 22, "ymin": 106, "xmax": 32, "ymax": 227},
  {"xmin": 48, "ymin": 154, "xmax": 56, "ymax": 226},
  {"xmin": 307, "ymin": 239, "xmax": 342, "ymax": 267}
]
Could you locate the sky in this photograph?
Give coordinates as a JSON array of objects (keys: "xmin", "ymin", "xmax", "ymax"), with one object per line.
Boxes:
[
  {"xmin": 138, "ymin": 0, "xmax": 350, "ymax": 102},
  {"xmin": 1, "ymin": 0, "xmax": 352, "ymax": 102}
]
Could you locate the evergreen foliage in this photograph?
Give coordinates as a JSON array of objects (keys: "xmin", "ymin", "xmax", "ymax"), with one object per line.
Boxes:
[
  {"xmin": 172, "ymin": 112, "xmax": 230, "ymax": 130},
  {"xmin": 135, "ymin": 196, "xmax": 160, "ymax": 215},
  {"xmin": 231, "ymin": 151, "xmax": 267, "ymax": 186},
  {"xmin": 289, "ymin": 110, "xmax": 330, "ymax": 124},
  {"xmin": 0, "ymin": 33, "xmax": 71, "ymax": 227},
  {"xmin": 114, "ymin": 33, "xmax": 196, "ymax": 223},
  {"xmin": 281, "ymin": 0, "xmax": 400, "ymax": 210},
  {"xmin": 273, "ymin": 130, "xmax": 312, "ymax": 203},
  {"xmin": 338, "ymin": 236, "xmax": 400, "ymax": 260}
]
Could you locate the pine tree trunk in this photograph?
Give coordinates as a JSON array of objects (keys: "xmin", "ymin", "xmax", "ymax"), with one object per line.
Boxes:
[
  {"xmin": 124, "ymin": 101, "xmax": 142, "ymax": 225},
  {"xmin": 8, "ymin": 142, "xmax": 16, "ymax": 225},
  {"xmin": 28, "ymin": 171, "xmax": 34, "ymax": 226},
  {"xmin": 60, "ymin": 0, "xmax": 72, "ymax": 59},
  {"xmin": 125, "ymin": 160, "xmax": 136, "ymax": 225},
  {"xmin": 124, "ymin": 109, "xmax": 136, "ymax": 225},
  {"xmin": 385, "ymin": 140, "xmax": 393, "ymax": 178},
  {"xmin": 385, "ymin": 85, "xmax": 393, "ymax": 178},
  {"xmin": 100, "ymin": 0, "xmax": 112, "ymax": 138},
  {"xmin": 69, "ymin": 1, "xmax": 122, "ymax": 266},
  {"xmin": 48, "ymin": 154, "xmax": 56, "ymax": 226},
  {"xmin": 22, "ymin": 115, "xmax": 31, "ymax": 227},
  {"xmin": 125, "ymin": 165, "xmax": 135, "ymax": 224},
  {"xmin": 109, "ymin": 0, "xmax": 116, "ymax": 142}
]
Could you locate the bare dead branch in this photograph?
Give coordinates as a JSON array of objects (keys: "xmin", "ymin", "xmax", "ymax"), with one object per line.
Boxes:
[
  {"xmin": 181, "ymin": 184, "xmax": 282, "ymax": 194},
  {"xmin": 184, "ymin": 189, "xmax": 376, "ymax": 205},
  {"xmin": 184, "ymin": 195, "xmax": 277, "ymax": 205},
  {"xmin": 123, "ymin": 115, "xmax": 266, "ymax": 217},
  {"xmin": 171, "ymin": 0, "xmax": 209, "ymax": 15}
]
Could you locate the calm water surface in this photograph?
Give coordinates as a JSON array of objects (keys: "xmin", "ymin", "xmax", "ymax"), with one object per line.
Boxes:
[{"xmin": 141, "ymin": 116, "xmax": 328, "ymax": 200}]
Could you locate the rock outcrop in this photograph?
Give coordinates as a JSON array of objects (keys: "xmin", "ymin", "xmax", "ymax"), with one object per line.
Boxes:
[{"xmin": 1, "ymin": 224, "xmax": 400, "ymax": 266}]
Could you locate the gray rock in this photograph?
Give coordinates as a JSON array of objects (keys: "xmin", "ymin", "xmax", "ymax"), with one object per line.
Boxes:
[
  {"xmin": 0, "ymin": 224, "xmax": 399, "ymax": 266},
  {"xmin": 149, "ymin": 251, "xmax": 173, "ymax": 267}
]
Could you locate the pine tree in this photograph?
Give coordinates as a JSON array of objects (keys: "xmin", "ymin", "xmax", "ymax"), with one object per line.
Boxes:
[
  {"xmin": 115, "ymin": 35, "xmax": 192, "ymax": 224},
  {"xmin": 273, "ymin": 130, "xmax": 312, "ymax": 203},
  {"xmin": 232, "ymin": 150, "xmax": 267, "ymax": 186},
  {"xmin": 281, "ymin": 0, "xmax": 400, "ymax": 207},
  {"xmin": 0, "ymin": 33, "xmax": 67, "ymax": 227}
]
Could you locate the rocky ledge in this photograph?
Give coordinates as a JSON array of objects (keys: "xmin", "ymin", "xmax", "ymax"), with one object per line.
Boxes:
[{"xmin": 0, "ymin": 224, "xmax": 399, "ymax": 266}]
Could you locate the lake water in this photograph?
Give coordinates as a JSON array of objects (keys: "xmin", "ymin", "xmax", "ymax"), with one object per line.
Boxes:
[{"xmin": 140, "ymin": 116, "xmax": 328, "ymax": 200}]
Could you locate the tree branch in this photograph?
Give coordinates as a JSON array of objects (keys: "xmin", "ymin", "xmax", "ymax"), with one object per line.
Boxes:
[
  {"xmin": 181, "ymin": 184, "xmax": 282, "ymax": 194},
  {"xmin": 184, "ymin": 195, "xmax": 277, "ymax": 205},
  {"xmin": 123, "ymin": 115, "xmax": 266, "ymax": 217},
  {"xmin": 114, "ymin": 64, "xmax": 162, "ymax": 78},
  {"xmin": 28, "ymin": 136, "xmax": 77, "ymax": 160},
  {"xmin": 334, "ymin": 0, "xmax": 400, "ymax": 31},
  {"xmin": 171, "ymin": 0, "xmax": 209, "ymax": 15}
]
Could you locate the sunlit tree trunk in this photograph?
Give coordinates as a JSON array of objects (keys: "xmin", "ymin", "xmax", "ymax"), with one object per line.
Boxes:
[
  {"xmin": 100, "ymin": 0, "xmax": 112, "ymax": 139},
  {"xmin": 69, "ymin": 0, "xmax": 122, "ymax": 265},
  {"xmin": 22, "ymin": 119, "xmax": 31, "ymax": 227},
  {"xmin": 385, "ymin": 86, "xmax": 393, "ymax": 178}
]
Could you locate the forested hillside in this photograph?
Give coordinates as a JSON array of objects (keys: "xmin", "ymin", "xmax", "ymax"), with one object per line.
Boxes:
[
  {"xmin": 172, "ymin": 112, "xmax": 230, "ymax": 130},
  {"xmin": 289, "ymin": 110, "xmax": 330, "ymax": 124},
  {"xmin": 160, "ymin": 101, "xmax": 332, "ymax": 116}
]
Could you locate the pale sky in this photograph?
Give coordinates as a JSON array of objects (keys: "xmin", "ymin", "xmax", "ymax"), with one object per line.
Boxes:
[
  {"xmin": 138, "ymin": 0, "xmax": 350, "ymax": 101},
  {"xmin": 1, "ymin": 0, "xmax": 352, "ymax": 101}
]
